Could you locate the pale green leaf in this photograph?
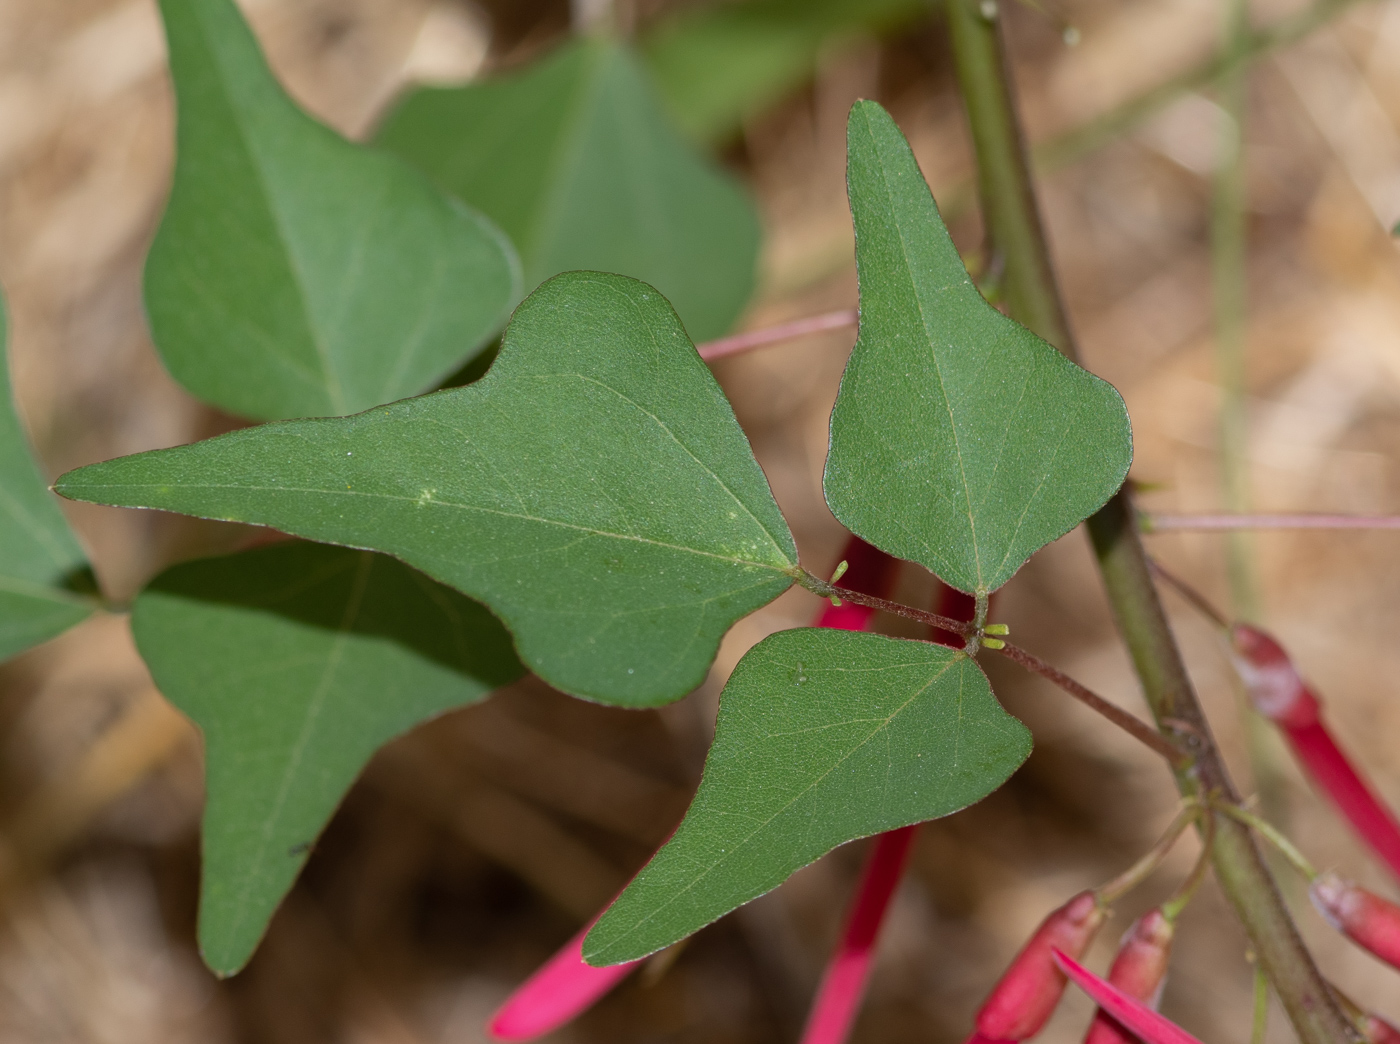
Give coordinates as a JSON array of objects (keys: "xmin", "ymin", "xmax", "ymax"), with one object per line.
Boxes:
[
  {"xmin": 146, "ymin": 0, "xmax": 521, "ymax": 422},
  {"xmin": 642, "ymin": 0, "xmax": 928, "ymax": 144},
  {"xmin": 375, "ymin": 38, "xmax": 758, "ymax": 342},
  {"xmin": 133, "ymin": 540, "xmax": 522, "ymax": 975},
  {"xmin": 0, "ymin": 292, "xmax": 93, "ymax": 661},
  {"xmin": 584, "ymin": 627, "xmax": 1031, "ymax": 964},
  {"xmin": 59, "ymin": 272, "xmax": 797, "ymax": 706},
  {"xmin": 824, "ymin": 102, "xmax": 1133, "ymax": 596}
]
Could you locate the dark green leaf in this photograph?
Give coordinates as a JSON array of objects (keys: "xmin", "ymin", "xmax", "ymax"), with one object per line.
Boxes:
[
  {"xmin": 825, "ymin": 102, "xmax": 1132, "ymax": 596},
  {"xmin": 584, "ymin": 627, "xmax": 1031, "ymax": 964},
  {"xmin": 642, "ymin": 0, "xmax": 928, "ymax": 144},
  {"xmin": 147, "ymin": 0, "xmax": 521, "ymax": 422},
  {"xmin": 133, "ymin": 541, "xmax": 523, "ymax": 975},
  {"xmin": 375, "ymin": 38, "xmax": 758, "ymax": 342},
  {"xmin": 0, "ymin": 293, "xmax": 92, "ymax": 661},
  {"xmin": 59, "ymin": 272, "xmax": 797, "ymax": 706}
]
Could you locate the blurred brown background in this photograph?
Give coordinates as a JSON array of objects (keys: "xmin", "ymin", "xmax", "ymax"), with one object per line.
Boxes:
[{"xmin": 3, "ymin": 0, "xmax": 1400, "ymax": 1040}]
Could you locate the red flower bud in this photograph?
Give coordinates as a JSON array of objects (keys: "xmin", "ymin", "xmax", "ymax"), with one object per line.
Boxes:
[
  {"xmin": 1083, "ymin": 909, "xmax": 1174, "ymax": 1044},
  {"xmin": 1361, "ymin": 1012, "xmax": 1400, "ymax": 1044},
  {"xmin": 1053, "ymin": 948, "xmax": 1204, "ymax": 1044},
  {"xmin": 1231, "ymin": 625, "xmax": 1400, "ymax": 882},
  {"xmin": 971, "ymin": 891, "xmax": 1107, "ymax": 1043},
  {"xmin": 1230, "ymin": 625, "xmax": 1319, "ymax": 728},
  {"xmin": 1309, "ymin": 873, "xmax": 1400, "ymax": 970}
]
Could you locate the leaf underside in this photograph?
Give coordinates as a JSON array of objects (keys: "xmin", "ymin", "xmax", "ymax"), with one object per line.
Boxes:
[
  {"xmin": 147, "ymin": 0, "xmax": 520, "ymax": 422},
  {"xmin": 584, "ymin": 628, "xmax": 1032, "ymax": 964},
  {"xmin": 133, "ymin": 541, "xmax": 523, "ymax": 975},
  {"xmin": 0, "ymin": 292, "xmax": 92, "ymax": 662},
  {"xmin": 376, "ymin": 37, "xmax": 758, "ymax": 342},
  {"xmin": 824, "ymin": 101, "xmax": 1133, "ymax": 596},
  {"xmin": 58, "ymin": 272, "xmax": 797, "ymax": 706}
]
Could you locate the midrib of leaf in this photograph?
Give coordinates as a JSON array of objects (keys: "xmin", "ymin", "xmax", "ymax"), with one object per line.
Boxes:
[
  {"xmin": 597, "ymin": 654, "xmax": 962, "ymax": 950},
  {"xmin": 864, "ymin": 122, "xmax": 984, "ymax": 591},
  {"xmin": 0, "ymin": 575, "xmax": 88, "ymax": 604},
  {"xmin": 525, "ymin": 43, "xmax": 612, "ymax": 275},
  {"xmin": 0, "ymin": 480, "xmax": 75, "ymax": 576},
  {"xmin": 77, "ymin": 478, "xmax": 792, "ymax": 574},
  {"xmin": 988, "ymin": 413, "xmax": 1074, "ymax": 581},
  {"xmin": 225, "ymin": 549, "xmax": 373, "ymax": 943},
  {"xmin": 563, "ymin": 300, "xmax": 793, "ymax": 563},
  {"xmin": 379, "ymin": 239, "xmax": 451, "ymax": 396},
  {"xmin": 197, "ymin": 5, "xmax": 349, "ymax": 416}
]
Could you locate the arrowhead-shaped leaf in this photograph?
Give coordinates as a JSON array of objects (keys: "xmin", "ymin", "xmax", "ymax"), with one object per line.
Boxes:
[
  {"xmin": 132, "ymin": 541, "xmax": 523, "ymax": 975},
  {"xmin": 375, "ymin": 38, "xmax": 758, "ymax": 341},
  {"xmin": 824, "ymin": 102, "xmax": 1132, "ymax": 596},
  {"xmin": 0, "ymin": 293, "xmax": 93, "ymax": 661},
  {"xmin": 583, "ymin": 628, "xmax": 1031, "ymax": 964},
  {"xmin": 58, "ymin": 272, "xmax": 798, "ymax": 706},
  {"xmin": 146, "ymin": 0, "xmax": 521, "ymax": 421}
]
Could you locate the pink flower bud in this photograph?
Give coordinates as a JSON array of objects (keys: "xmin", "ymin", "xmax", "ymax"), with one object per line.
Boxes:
[
  {"xmin": 1083, "ymin": 909, "xmax": 1174, "ymax": 1044},
  {"xmin": 1052, "ymin": 948, "xmax": 1204, "ymax": 1044},
  {"xmin": 972, "ymin": 891, "xmax": 1107, "ymax": 1042},
  {"xmin": 1231, "ymin": 625, "xmax": 1400, "ymax": 882},
  {"xmin": 1310, "ymin": 873, "xmax": 1400, "ymax": 970}
]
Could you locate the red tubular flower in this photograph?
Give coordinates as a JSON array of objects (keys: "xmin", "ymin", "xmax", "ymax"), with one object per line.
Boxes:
[
  {"xmin": 488, "ymin": 923, "xmax": 638, "ymax": 1041},
  {"xmin": 967, "ymin": 891, "xmax": 1108, "ymax": 1044},
  {"xmin": 1082, "ymin": 909, "xmax": 1174, "ymax": 1044},
  {"xmin": 799, "ymin": 826, "xmax": 918, "ymax": 1044},
  {"xmin": 489, "ymin": 535, "xmax": 901, "ymax": 1041},
  {"xmin": 1231, "ymin": 624, "xmax": 1400, "ymax": 882},
  {"xmin": 1309, "ymin": 872, "xmax": 1400, "ymax": 970},
  {"xmin": 1052, "ymin": 948, "xmax": 1204, "ymax": 1044}
]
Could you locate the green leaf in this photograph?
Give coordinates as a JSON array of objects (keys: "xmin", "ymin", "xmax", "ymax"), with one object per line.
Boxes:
[
  {"xmin": 584, "ymin": 627, "xmax": 1031, "ymax": 964},
  {"xmin": 824, "ymin": 102, "xmax": 1132, "ymax": 596},
  {"xmin": 146, "ymin": 0, "xmax": 521, "ymax": 422},
  {"xmin": 0, "ymin": 292, "xmax": 93, "ymax": 662},
  {"xmin": 642, "ymin": 0, "xmax": 928, "ymax": 144},
  {"xmin": 59, "ymin": 272, "xmax": 797, "ymax": 706},
  {"xmin": 375, "ymin": 38, "xmax": 758, "ymax": 342},
  {"xmin": 132, "ymin": 540, "xmax": 523, "ymax": 975}
]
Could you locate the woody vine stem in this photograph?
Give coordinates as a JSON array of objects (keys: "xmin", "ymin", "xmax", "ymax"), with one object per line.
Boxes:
[{"xmin": 944, "ymin": 1, "xmax": 1357, "ymax": 1041}]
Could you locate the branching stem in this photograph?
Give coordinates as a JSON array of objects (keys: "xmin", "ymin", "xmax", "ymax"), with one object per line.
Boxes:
[
  {"xmin": 1097, "ymin": 801, "xmax": 1201, "ymax": 904},
  {"xmin": 1147, "ymin": 558, "xmax": 1231, "ymax": 630},
  {"xmin": 994, "ymin": 642, "xmax": 1190, "ymax": 766},
  {"xmin": 797, "ymin": 569, "xmax": 975, "ymax": 639},
  {"xmin": 1212, "ymin": 801, "xmax": 1319, "ymax": 880},
  {"xmin": 945, "ymin": 1, "xmax": 1355, "ymax": 1038},
  {"xmin": 696, "ymin": 310, "xmax": 857, "ymax": 362}
]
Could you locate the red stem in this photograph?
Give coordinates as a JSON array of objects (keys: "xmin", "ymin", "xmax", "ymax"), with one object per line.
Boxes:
[
  {"xmin": 696, "ymin": 309, "xmax": 857, "ymax": 362},
  {"xmin": 1145, "ymin": 513, "xmax": 1400, "ymax": 532}
]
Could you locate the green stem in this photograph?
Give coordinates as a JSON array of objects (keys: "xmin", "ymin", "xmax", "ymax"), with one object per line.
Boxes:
[
  {"xmin": 1213, "ymin": 0, "xmax": 1259, "ymax": 622},
  {"xmin": 944, "ymin": 2, "xmax": 1357, "ymax": 1041}
]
